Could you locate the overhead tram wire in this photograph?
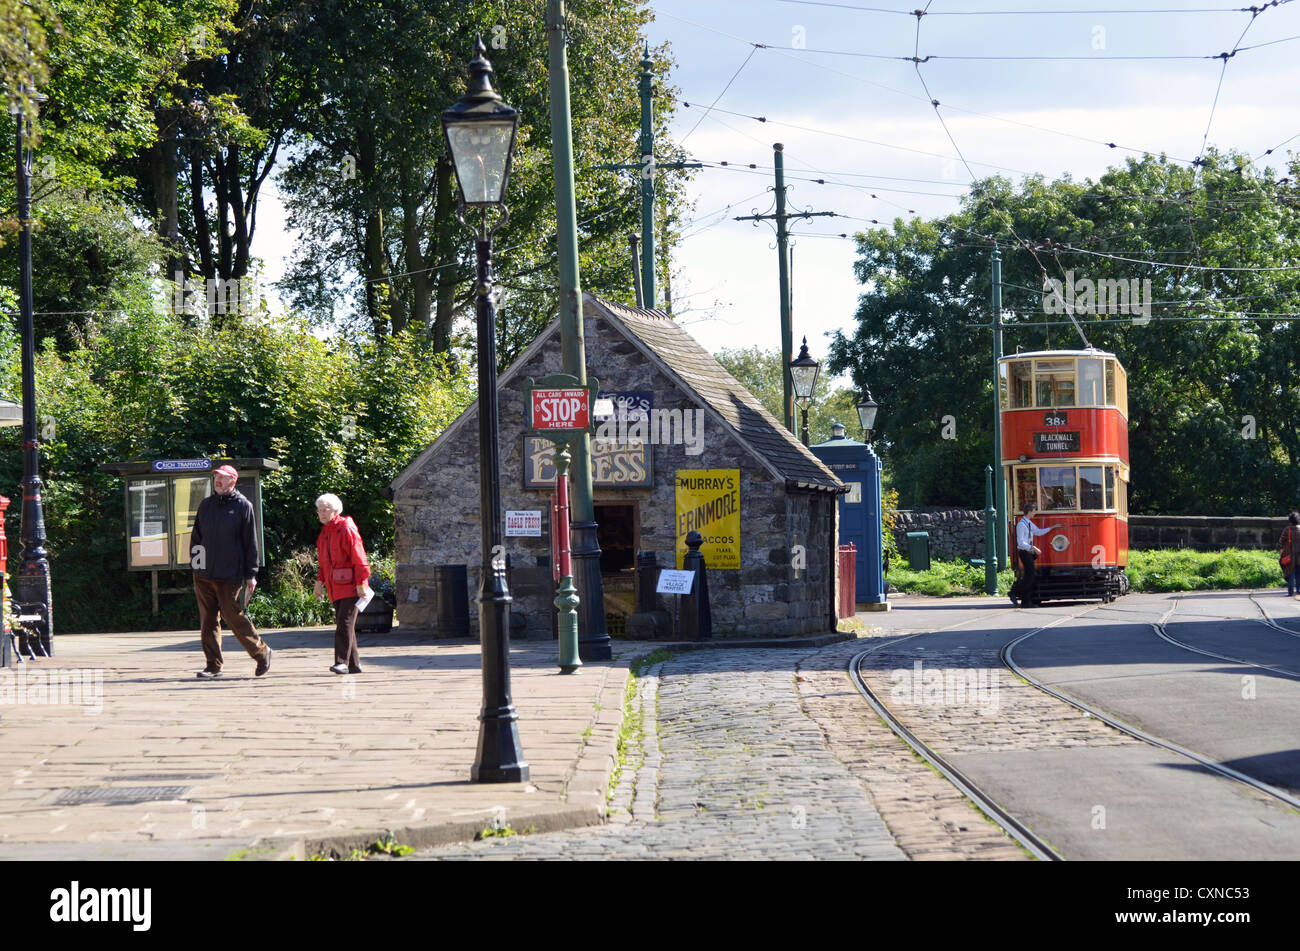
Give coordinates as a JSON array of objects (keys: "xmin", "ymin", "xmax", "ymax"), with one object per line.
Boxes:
[
  {"xmin": 678, "ymin": 45, "xmax": 760, "ymax": 147},
  {"xmin": 659, "ymin": 10, "xmax": 1202, "ymax": 168},
  {"xmin": 677, "ymin": 99, "xmax": 1029, "ymax": 175},
  {"xmin": 773, "ymin": 0, "xmax": 1289, "ymax": 14}
]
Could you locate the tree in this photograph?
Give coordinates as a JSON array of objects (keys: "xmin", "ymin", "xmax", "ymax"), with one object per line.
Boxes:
[
  {"xmin": 827, "ymin": 151, "xmax": 1300, "ymax": 515},
  {"xmin": 714, "ymin": 345, "xmax": 863, "ymax": 447},
  {"xmin": 276, "ymin": 0, "xmax": 690, "ymax": 361}
]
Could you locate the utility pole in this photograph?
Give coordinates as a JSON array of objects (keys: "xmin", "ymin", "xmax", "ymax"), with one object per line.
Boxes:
[
  {"xmin": 735, "ymin": 143, "xmax": 837, "ymax": 433},
  {"xmin": 991, "ymin": 247, "xmax": 1007, "ymax": 570},
  {"xmin": 597, "ymin": 43, "xmax": 701, "ymax": 309},
  {"xmin": 547, "ymin": 0, "xmax": 610, "ymax": 661}
]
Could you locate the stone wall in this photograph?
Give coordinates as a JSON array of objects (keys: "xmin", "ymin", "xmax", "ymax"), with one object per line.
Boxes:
[
  {"xmin": 890, "ymin": 509, "xmax": 987, "ymax": 562},
  {"xmin": 392, "ymin": 308, "xmax": 838, "ymax": 639},
  {"xmin": 1128, "ymin": 516, "xmax": 1290, "ymax": 551}
]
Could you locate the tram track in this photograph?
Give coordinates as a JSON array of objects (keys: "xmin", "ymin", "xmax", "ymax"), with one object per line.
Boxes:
[
  {"xmin": 847, "ymin": 601, "xmax": 1104, "ymax": 861},
  {"xmin": 850, "ymin": 592, "xmax": 1300, "ymax": 860},
  {"xmin": 1150, "ymin": 597, "xmax": 1300, "ymax": 680},
  {"xmin": 1003, "ymin": 597, "xmax": 1300, "ymax": 814}
]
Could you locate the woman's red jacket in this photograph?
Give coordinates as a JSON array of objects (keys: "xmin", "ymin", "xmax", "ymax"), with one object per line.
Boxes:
[{"xmin": 317, "ymin": 515, "xmax": 371, "ymax": 602}]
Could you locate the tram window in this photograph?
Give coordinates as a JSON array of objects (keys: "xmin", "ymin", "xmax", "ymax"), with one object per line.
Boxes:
[
  {"xmin": 1119, "ymin": 477, "xmax": 1128, "ymax": 517},
  {"xmin": 1034, "ymin": 360, "xmax": 1075, "ymax": 407},
  {"xmin": 1078, "ymin": 359, "xmax": 1105, "ymax": 406},
  {"xmin": 1015, "ymin": 468, "xmax": 1038, "ymax": 512},
  {"xmin": 1040, "ymin": 466, "xmax": 1077, "ymax": 510},
  {"xmin": 1006, "ymin": 361, "xmax": 1033, "ymax": 408},
  {"xmin": 1080, "ymin": 466, "xmax": 1104, "ymax": 509},
  {"xmin": 1105, "ymin": 361, "xmax": 1117, "ymax": 405},
  {"xmin": 1117, "ymin": 365, "xmax": 1128, "ymax": 417},
  {"xmin": 1105, "ymin": 467, "xmax": 1116, "ymax": 509}
]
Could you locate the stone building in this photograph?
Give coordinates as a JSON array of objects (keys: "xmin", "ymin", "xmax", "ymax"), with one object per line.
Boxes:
[{"xmin": 389, "ymin": 293, "xmax": 845, "ymax": 639}]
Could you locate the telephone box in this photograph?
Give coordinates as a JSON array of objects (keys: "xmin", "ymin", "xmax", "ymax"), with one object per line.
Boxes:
[{"xmin": 811, "ymin": 427, "xmax": 886, "ymax": 610}]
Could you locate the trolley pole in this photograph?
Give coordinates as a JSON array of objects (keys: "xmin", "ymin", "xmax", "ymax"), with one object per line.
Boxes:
[
  {"xmin": 984, "ymin": 466, "xmax": 998, "ymax": 596},
  {"xmin": 735, "ymin": 143, "xmax": 837, "ymax": 434},
  {"xmin": 991, "ymin": 247, "xmax": 1007, "ymax": 570},
  {"xmin": 595, "ymin": 44, "xmax": 701, "ymax": 310}
]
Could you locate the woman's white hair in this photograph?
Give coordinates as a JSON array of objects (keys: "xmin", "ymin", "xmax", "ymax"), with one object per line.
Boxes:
[{"xmin": 315, "ymin": 493, "xmax": 343, "ymax": 514}]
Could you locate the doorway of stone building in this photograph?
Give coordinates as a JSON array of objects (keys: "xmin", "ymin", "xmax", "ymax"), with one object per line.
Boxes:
[{"xmin": 594, "ymin": 503, "xmax": 638, "ymax": 636}]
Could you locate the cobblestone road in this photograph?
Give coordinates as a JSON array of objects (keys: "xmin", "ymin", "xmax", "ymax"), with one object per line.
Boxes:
[{"xmin": 414, "ymin": 648, "xmax": 907, "ymax": 860}]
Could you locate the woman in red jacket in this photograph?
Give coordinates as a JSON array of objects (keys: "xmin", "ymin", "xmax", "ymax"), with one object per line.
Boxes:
[{"xmin": 314, "ymin": 493, "xmax": 371, "ymax": 674}]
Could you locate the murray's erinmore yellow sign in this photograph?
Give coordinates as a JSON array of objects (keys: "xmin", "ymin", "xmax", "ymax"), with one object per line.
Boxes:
[{"xmin": 675, "ymin": 469, "xmax": 740, "ymax": 569}]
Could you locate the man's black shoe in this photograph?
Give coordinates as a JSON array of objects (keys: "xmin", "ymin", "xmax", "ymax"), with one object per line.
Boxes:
[
  {"xmin": 348, "ymin": 665, "xmax": 363, "ymax": 674},
  {"xmin": 255, "ymin": 647, "xmax": 273, "ymax": 677},
  {"xmin": 1009, "ymin": 593, "xmax": 1019, "ymax": 607},
  {"xmin": 196, "ymin": 667, "xmax": 222, "ymax": 680}
]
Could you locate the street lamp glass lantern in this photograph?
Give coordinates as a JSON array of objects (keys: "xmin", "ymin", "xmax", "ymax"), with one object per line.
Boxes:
[
  {"xmin": 441, "ymin": 40, "xmax": 519, "ymax": 207},
  {"xmin": 856, "ymin": 391, "xmax": 879, "ymax": 433},
  {"xmin": 789, "ymin": 337, "xmax": 820, "ymax": 405}
]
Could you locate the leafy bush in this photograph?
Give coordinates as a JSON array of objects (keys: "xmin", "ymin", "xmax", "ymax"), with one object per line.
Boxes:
[
  {"xmin": 1126, "ymin": 548, "xmax": 1284, "ymax": 592},
  {"xmin": 0, "ymin": 305, "xmax": 472, "ymax": 632},
  {"xmin": 888, "ymin": 558, "xmax": 1015, "ymax": 596},
  {"xmin": 888, "ymin": 549, "xmax": 1287, "ymax": 598}
]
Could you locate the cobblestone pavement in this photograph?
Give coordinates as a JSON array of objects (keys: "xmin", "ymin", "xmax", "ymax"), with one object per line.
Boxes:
[
  {"xmin": 414, "ymin": 648, "xmax": 907, "ymax": 860},
  {"xmin": 796, "ymin": 638, "xmax": 1029, "ymax": 861}
]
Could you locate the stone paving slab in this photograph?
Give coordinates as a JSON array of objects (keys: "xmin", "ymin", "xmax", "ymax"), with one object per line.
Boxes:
[{"xmin": 0, "ymin": 626, "xmax": 634, "ymax": 859}]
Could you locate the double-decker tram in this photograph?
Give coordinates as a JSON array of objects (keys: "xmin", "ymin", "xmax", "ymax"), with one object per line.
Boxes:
[{"xmin": 998, "ymin": 349, "xmax": 1131, "ymax": 602}]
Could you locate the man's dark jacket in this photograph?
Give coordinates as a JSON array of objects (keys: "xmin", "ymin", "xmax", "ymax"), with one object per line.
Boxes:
[{"xmin": 191, "ymin": 488, "xmax": 259, "ymax": 584}]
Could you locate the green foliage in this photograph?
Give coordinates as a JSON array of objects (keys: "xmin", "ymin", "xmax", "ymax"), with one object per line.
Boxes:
[
  {"xmin": 887, "ymin": 559, "xmax": 1015, "ymax": 597},
  {"xmin": 888, "ymin": 549, "xmax": 1286, "ymax": 597},
  {"xmin": 828, "ymin": 152, "xmax": 1300, "ymax": 515},
  {"xmin": 0, "ymin": 303, "xmax": 471, "ymax": 633},
  {"xmin": 278, "ymin": 0, "xmax": 683, "ymax": 360},
  {"xmin": 1126, "ymin": 548, "xmax": 1284, "ymax": 592}
]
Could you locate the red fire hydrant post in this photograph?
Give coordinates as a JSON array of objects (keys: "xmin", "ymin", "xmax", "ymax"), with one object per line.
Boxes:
[
  {"xmin": 552, "ymin": 439, "xmax": 581, "ymax": 674},
  {"xmin": 0, "ymin": 495, "xmax": 10, "ymax": 667}
]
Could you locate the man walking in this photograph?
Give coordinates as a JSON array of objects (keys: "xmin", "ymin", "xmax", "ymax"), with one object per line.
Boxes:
[
  {"xmin": 1010, "ymin": 502, "xmax": 1061, "ymax": 608},
  {"xmin": 191, "ymin": 465, "xmax": 272, "ymax": 678}
]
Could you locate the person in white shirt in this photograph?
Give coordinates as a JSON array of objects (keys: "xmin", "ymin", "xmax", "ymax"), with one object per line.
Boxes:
[{"xmin": 1010, "ymin": 502, "xmax": 1062, "ymax": 608}]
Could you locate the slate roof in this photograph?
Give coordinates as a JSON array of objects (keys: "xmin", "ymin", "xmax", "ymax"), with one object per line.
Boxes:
[
  {"xmin": 588, "ymin": 296, "xmax": 842, "ymax": 492},
  {"xmin": 390, "ymin": 293, "xmax": 843, "ymax": 494}
]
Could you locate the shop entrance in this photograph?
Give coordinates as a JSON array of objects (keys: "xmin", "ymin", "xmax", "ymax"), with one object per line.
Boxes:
[{"xmin": 595, "ymin": 503, "xmax": 638, "ymax": 635}]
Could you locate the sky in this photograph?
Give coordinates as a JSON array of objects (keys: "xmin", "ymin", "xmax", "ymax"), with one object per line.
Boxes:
[{"xmin": 251, "ymin": 0, "xmax": 1300, "ymax": 384}]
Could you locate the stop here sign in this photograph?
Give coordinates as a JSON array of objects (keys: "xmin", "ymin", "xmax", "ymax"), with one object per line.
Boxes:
[{"xmin": 531, "ymin": 388, "xmax": 590, "ymax": 431}]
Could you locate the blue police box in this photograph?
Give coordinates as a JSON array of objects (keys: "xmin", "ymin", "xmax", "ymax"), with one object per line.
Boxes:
[{"xmin": 811, "ymin": 423, "xmax": 887, "ymax": 609}]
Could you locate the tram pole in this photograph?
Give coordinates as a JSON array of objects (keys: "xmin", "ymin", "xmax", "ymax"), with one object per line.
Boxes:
[
  {"xmin": 991, "ymin": 247, "xmax": 1007, "ymax": 570},
  {"xmin": 984, "ymin": 466, "xmax": 998, "ymax": 596}
]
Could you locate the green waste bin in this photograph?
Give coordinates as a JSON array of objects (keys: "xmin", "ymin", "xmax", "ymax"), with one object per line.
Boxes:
[{"xmin": 906, "ymin": 532, "xmax": 931, "ymax": 571}]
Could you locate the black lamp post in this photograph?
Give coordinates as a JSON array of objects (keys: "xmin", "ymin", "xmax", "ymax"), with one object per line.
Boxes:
[
  {"xmin": 12, "ymin": 86, "xmax": 52, "ymax": 656},
  {"xmin": 442, "ymin": 39, "xmax": 528, "ymax": 783},
  {"xmin": 856, "ymin": 389, "xmax": 879, "ymax": 443},
  {"xmin": 790, "ymin": 337, "xmax": 820, "ymax": 447}
]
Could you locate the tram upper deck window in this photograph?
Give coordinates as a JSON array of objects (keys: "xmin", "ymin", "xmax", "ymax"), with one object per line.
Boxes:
[
  {"xmin": 1034, "ymin": 360, "xmax": 1075, "ymax": 407},
  {"xmin": 1002, "ymin": 360, "xmax": 1033, "ymax": 409},
  {"xmin": 1078, "ymin": 359, "xmax": 1105, "ymax": 406}
]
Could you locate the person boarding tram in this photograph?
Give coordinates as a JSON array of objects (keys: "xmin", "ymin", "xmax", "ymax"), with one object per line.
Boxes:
[{"xmin": 1010, "ymin": 502, "xmax": 1062, "ymax": 609}]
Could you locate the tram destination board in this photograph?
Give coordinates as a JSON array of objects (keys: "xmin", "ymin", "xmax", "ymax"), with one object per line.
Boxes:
[{"xmin": 1034, "ymin": 430, "xmax": 1081, "ymax": 453}]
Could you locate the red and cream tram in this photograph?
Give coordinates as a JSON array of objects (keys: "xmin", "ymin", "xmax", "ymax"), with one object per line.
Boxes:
[{"xmin": 999, "ymin": 349, "xmax": 1131, "ymax": 602}]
